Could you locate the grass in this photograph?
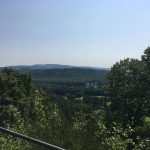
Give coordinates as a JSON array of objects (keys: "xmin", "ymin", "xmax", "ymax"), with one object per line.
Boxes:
[{"xmin": 144, "ymin": 117, "xmax": 150, "ymax": 123}]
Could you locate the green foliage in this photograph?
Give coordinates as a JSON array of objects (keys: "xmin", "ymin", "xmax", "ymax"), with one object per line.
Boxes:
[
  {"xmin": 29, "ymin": 68, "xmax": 107, "ymax": 97},
  {"xmin": 104, "ymin": 48, "xmax": 150, "ymax": 149},
  {"xmin": 0, "ymin": 105, "xmax": 32, "ymax": 150},
  {"xmin": 0, "ymin": 68, "xmax": 32, "ymax": 103},
  {"xmin": 106, "ymin": 58, "xmax": 145, "ymax": 126}
]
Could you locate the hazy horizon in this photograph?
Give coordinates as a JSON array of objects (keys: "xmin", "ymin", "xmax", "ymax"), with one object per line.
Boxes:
[
  {"xmin": 1, "ymin": 0, "xmax": 150, "ymax": 67},
  {"xmin": 0, "ymin": 63, "xmax": 110, "ymax": 69}
]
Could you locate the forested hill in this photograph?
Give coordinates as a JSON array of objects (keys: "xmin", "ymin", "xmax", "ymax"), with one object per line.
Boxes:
[
  {"xmin": 0, "ymin": 66, "xmax": 109, "ymax": 96},
  {"xmin": 3, "ymin": 64, "xmax": 110, "ymax": 71},
  {"xmin": 28, "ymin": 68, "xmax": 108, "ymax": 83},
  {"xmin": 1, "ymin": 64, "xmax": 109, "ymax": 83},
  {"xmin": 25, "ymin": 68, "xmax": 109, "ymax": 96}
]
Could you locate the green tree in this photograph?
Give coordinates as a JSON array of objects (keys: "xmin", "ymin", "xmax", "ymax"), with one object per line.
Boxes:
[
  {"xmin": 106, "ymin": 58, "xmax": 144, "ymax": 126},
  {"xmin": 141, "ymin": 47, "xmax": 150, "ymax": 116}
]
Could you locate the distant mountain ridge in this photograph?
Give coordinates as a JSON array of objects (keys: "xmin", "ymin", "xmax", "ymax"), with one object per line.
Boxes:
[
  {"xmin": 6, "ymin": 64, "xmax": 74, "ymax": 70},
  {"xmin": 3, "ymin": 64, "xmax": 110, "ymax": 71}
]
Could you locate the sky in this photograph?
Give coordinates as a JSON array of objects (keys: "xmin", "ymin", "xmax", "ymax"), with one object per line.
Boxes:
[{"xmin": 0, "ymin": 0, "xmax": 150, "ymax": 67}]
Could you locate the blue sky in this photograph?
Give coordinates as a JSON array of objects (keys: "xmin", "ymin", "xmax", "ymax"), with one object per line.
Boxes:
[{"xmin": 0, "ymin": 0, "xmax": 150, "ymax": 67}]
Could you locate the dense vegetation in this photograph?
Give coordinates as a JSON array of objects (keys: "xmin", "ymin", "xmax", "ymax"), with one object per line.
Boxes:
[
  {"xmin": 28, "ymin": 68, "xmax": 108, "ymax": 97},
  {"xmin": 0, "ymin": 48, "xmax": 150, "ymax": 149}
]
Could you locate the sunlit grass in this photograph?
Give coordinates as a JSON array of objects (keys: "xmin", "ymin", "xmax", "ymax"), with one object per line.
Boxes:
[{"xmin": 144, "ymin": 117, "xmax": 150, "ymax": 123}]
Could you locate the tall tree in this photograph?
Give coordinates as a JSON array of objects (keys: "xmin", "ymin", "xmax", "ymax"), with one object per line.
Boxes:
[
  {"xmin": 106, "ymin": 58, "xmax": 144, "ymax": 126},
  {"xmin": 141, "ymin": 47, "xmax": 150, "ymax": 116}
]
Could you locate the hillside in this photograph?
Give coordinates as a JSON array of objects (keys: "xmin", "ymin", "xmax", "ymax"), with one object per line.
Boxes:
[
  {"xmin": 4, "ymin": 64, "xmax": 110, "ymax": 71},
  {"xmin": 27, "ymin": 68, "xmax": 108, "ymax": 96},
  {"xmin": 0, "ymin": 65, "xmax": 109, "ymax": 96},
  {"xmin": 29, "ymin": 68, "xmax": 108, "ymax": 83}
]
